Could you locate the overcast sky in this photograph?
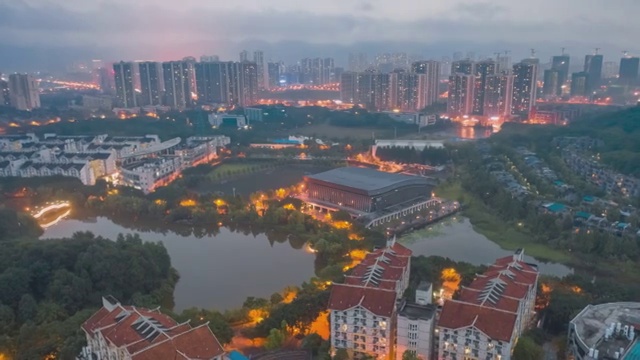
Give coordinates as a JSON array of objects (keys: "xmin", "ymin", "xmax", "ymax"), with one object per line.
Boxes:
[{"xmin": 1, "ymin": 0, "xmax": 639, "ymax": 70}]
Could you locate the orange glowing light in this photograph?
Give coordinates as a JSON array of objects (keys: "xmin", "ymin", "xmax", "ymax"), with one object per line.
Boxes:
[
  {"xmin": 275, "ymin": 188, "xmax": 288, "ymax": 200},
  {"xmin": 248, "ymin": 309, "xmax": 269, "ymax": 324},
  {"xmin": 343, "ymin": 249, "xmax": 367, "ymax": 271},
  {"xmin": 441, "ymin": 268, "xmax": 461, "ymax": 299},
  {"xmin": 309, "ymin": 311, "xmax": 331, "ymax": 340},
  {"xmin": 331, "ymin": 221, "xmax": 352, "ymax": 230},
  {"xmin": 282, "ymin": 288, "xmax": 298, "ymax": 304},
  {"xmin": 180, "ymin": 199, "xmax": 197, "ymax": 207}
]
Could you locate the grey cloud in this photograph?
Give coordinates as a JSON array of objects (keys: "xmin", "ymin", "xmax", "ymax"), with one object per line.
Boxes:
[
  {"xmin": 0, "ymin": 0, "xmax": 638, "ymax": 71},
  {"xmin": 453, "ymin": 2, "xmax": 507, "ymax": 19},
  {"xmin": 358, "ymin": 2, "xmax": 375, "ymax": 12}
]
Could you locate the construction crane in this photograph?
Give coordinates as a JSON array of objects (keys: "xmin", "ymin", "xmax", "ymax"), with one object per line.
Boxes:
[
  {"xmin": 561, "ymin": 47, "xmax": 566, "ymax": 55},
  {"xmin": 530, "ymin": 48, "xmax": 536, "ymax": 58},
  {"xmin": 595, "ymin": 47, "xmax": 600, "ymax": 55}
]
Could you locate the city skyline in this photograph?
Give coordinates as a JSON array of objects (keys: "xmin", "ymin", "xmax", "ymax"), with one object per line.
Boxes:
[{"xmin": 2, "ymin": 0, "xmax": 640, "ymax": 71}]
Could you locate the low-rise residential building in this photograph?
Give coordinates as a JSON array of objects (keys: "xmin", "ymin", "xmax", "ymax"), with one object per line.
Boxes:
[
  {"xmin": 562, "ymin": 147, "xmax": 640, "ymax": 198},
  {"xmin": 12, "ymin": 160, "xmax": 96, "ymax": 185},
  {"xmin": 78, "ymin": 296, "xmax": 227, "ymax": 360},
  {"xmin": 120, "ymin": 156, "xmax": 182, "ymax": 193},
  {"xmin": 436, "ymin": 250, "xmax": 539, "ymax": 360},
  {"xmin": 396, "ymin": 281, "xmax": 436, "ymax": 360},
  {"xmin": 57, "ymin": 152, "xmax": 117, "ymax": 177},
  {"xmin": 328, "ymin": 241, "xmax": 412, "ymax": 359},
  {"xmin": 0, "ymin": 133, "xmax": 229, "ymax": 190}
]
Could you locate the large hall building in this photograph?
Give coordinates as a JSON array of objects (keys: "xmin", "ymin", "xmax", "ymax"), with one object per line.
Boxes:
[{"xmin": 303, "ymin": 167, "xmax": 431, "ymax": 215}]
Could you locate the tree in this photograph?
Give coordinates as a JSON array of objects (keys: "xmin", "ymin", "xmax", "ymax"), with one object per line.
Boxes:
[
  {"xmin": 513, "ymin": 336, "xmax": 543, "ymax": 360},
  {"xmin": 270, "ymin": 292, "xmax": 284, "ymax": 305},
  {"xmin": 402, "ymin": 350, "xmax": 421, "ymax": 360},
  {"xmin": 333, "ymin": 348, "xmax": 350, "ymax": 360},
  {"xmin": 265, "ymin": 328, "xmax": 286, "ymax": 350},
  {"xmin": 0, "ymin": 304, "xmax": 15, "ymax": 333},
  {"xmin": 176, "ymin": 308, "xmax": 233, "ymax": 344},
  {"xmin": 17, "ymin": 294, "xmax": 38, "ymax": 324},
  {"xmin": 301, "ymin": 333, "xmax": 324, "ymax": 356}
]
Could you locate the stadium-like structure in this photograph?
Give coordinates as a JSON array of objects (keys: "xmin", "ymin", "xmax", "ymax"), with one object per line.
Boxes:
[{"xmin": 303, "ymin": 167, "xmax": 431, "ymax": 214}]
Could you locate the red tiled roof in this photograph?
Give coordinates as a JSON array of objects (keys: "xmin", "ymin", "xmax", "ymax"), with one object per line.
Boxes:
[
  {"xmin": 360, "ymin": 252, "xmax": 409, "ymax": 268},
  {"xmin": 344, "ymin": 243, "xmax": 410, "ymax": 290},
  {"xmin": 457, "ymin": 288, "xmax": 521, "ymax": 313},
  {"xmin": 350, "ymin": 262, "xmax": 405, "ymax": 282},
  {"xmin": 102, "ymin": 308, "xmax": 177, "ymax": 348},
  {"xmin": 389, "ymin": 242, "xmax": 412, "ymax": 256},
  {"xmin": 328, "ymin": 284, "xmax": 397, "ymax": 317},
  {"xmin": 467, "ymin": 275, "xmax": 529, "ymax": 299},
  {"xmin": 131, "ymin": 324, "xmax": 225, "ymax": 360},
  {"xmin": 484, "ymin": 266, "xmax": 538, "ymax": 286},
  {"xmin": 83, "ymin": 301, "xmax": 225, "ymax": 359},
  {"xmin": 82, "ymin": 306, "xmax": 113, "ymax": 333},
  {"xmin": 438, "ymin": 300, "xmax": 517, "ymax": 342},
  {"xmin": 344, "ymin": 275, "xmax": 397, "ymax": 290}
]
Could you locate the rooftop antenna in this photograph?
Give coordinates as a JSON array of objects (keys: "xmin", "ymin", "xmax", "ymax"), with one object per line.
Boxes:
[{"xmin": 595, "ymin": 48, "xmax": 600, "ymax": 55}]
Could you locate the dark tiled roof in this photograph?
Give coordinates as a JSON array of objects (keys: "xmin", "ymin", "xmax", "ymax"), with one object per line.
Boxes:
[{"xmin": 305, "ymin": 167, "xmax": 429, "ymax": 196}]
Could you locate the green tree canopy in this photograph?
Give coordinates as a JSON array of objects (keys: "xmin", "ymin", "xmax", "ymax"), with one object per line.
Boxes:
[{"xmin": 513, "ymin": 336, "xmax": 544, "ymax": 360}]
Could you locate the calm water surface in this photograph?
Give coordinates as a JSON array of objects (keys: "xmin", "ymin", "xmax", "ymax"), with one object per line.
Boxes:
[
  {"xmin": 40, "ymin": 166, "xmax": 572, "ymax": 313},
  {"xmin": 42, "ymin": 217, "xmax": 316, "ymax": 312},
  {"xmin": 401, "ymin": 217, "xmax": 573, "ymax": 277}
]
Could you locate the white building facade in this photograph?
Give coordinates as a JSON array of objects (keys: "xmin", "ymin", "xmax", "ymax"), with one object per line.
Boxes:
[
  {"xmin": 396, "ymin": 282, "xmax": 436, "ymax": 360},
  {"xmin": 329, "ymin": 241, "xmax": 413, "ymax": 359},
  {"xmin": 436, "ymin": 250, "xmax": 539, "ymax": 360}
]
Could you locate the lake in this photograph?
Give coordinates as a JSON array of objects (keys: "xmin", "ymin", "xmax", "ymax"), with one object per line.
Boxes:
[
  {"xmin": 40, "ymin": 166, "xmax": 573, "ymax": 313},
  {"xmin": 400, "ymin": 216, "xmax": 574, "ymax": 277},
  {"xmin": 41, "ymin": 215, "xmax": 573, "ymax": 314},
  {"xmin": 41, "ymin": 217, "xmax": 316, "ymax": 312}
]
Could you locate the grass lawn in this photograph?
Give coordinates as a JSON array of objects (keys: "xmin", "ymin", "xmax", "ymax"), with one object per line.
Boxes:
[
  {"xmin": 207, "ymin": 162, "xmax": 275, "ymax": 179},
  {"xmin": 434, "ymin": 181, "xmax": 572, "ymax": 263}
]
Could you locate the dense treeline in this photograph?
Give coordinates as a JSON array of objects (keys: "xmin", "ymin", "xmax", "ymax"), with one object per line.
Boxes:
[
  {"xmin": 495, "ymin": 107, "xmax": 640, "ymax": 177},
  {"xmin": 542, "ymin": 273, "xmax": 640, "ymax": 335},
  {"xmin": 0, "ymin": 208, "xmax": 42, "ymax": 241},
  {"xmin": 375, "ymin": 145, "xmax": 451, "ymax": 165},
  {"xmin": 0, "ymin": 232, "xmax": 177, "ymax": 359},
  {"xmin": 457, "ymin": 145, "xmax": 640, "ymax": 264}
]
